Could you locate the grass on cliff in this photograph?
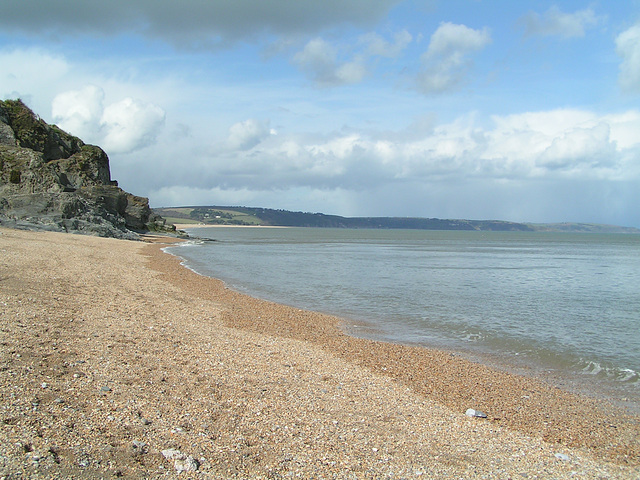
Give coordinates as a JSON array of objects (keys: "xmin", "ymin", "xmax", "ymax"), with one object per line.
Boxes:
[{"xmin": 154, "ymin": 207, "xmax": 264, "ymax": 226}]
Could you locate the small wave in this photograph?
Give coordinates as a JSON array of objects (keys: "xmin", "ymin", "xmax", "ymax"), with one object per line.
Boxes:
[
  {"xmin": 618, "ymin": 369, "xmax": 640, "ymax": 383},
  {"xmin": 580, "ymin": 361, "xmax": 639, "ymax": 384},
  {"xmin": 160, "ymin": 239, "xmax": 206, "ymax": 257},
  {"xmin": 582, "ymin": 361, "xmax": 603, "ymax": 375},
  {"xmin": 462, "ymin": 332, "xmax": 483, "ymax": 342},
  {"xmin": 174, "ymin": 239, "xmax": 206, "ymax": 247}
]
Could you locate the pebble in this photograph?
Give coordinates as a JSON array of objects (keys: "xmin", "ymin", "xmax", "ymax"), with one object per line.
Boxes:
[
  {"xmin": 175, "ymin": 455, "xmax": 199, "ymax": 473},
  {"xmin": 162, "ymin": 448, "xmax": 199, "ymax": 472},
  {"xmin": 132, "ymin": 441, "xmax": 148, "ymax": 455},
  {"xmin": 161, "ymin": 448, "xmax": 182, "ymax": 460},
  {"xmin": 465, "ymin": 408, "xmax": 487, "ymax": 418},
  {"xmin": 132, "ymin": 440, "xmax": 147, "ymax": 450}
]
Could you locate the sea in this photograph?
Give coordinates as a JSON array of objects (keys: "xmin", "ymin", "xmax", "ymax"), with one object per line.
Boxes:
[{"xmin": 167, "ymin": 227, "xmax": 640, "ymax": 412}]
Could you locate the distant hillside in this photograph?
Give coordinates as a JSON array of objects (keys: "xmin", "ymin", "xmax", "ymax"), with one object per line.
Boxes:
[
  {"xmin": 155, "ymin": 206, "xmax": 640, "ymax": 233},
  {"xmin": 527, "ymin": 222, "xmax": 640, "ymax": 234}
]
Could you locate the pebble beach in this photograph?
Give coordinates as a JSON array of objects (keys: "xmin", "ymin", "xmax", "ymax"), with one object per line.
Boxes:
[{"xmin": 0, "ymin": 227, "xmax": 638, "ymax": 479}]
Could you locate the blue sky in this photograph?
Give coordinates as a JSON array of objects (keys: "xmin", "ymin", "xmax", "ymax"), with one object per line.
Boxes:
[{"xmin": 1, "ymin": 1, "xmax": 639, "ymax": 226}]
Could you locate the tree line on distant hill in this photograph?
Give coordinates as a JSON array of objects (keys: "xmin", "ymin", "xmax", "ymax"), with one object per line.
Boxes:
[
  {"xmin": 156, "ymin": 206, "xmax": 536, "ymax": 231},
  {"xmin": 245, "ymin": 207, "xmax": 534, "ymax": 231},
  {"xmin": 156, "ymin": 206, "xmax": 640, "ymax": 232}
]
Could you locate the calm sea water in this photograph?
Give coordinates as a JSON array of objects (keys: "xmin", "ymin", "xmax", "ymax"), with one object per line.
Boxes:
[{"xmin": 169, "ymin": 227, "xmax": 640, "ymax": 409}]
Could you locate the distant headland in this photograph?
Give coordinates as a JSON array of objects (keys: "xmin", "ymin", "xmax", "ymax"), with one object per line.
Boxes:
[{"xmin": 154, "ymin": 206, "xmax": 640, "ymax": 233}]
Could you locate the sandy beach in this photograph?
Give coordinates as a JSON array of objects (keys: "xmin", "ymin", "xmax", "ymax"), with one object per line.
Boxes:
[{"xmin": 0, "ymin": 227, "xmax": 638, "ymax": 479}]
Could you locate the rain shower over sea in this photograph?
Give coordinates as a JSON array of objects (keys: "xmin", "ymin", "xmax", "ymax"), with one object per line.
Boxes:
[{"xmin": 168, "ymin": 227, "xmax": 640, "ymax": 409}]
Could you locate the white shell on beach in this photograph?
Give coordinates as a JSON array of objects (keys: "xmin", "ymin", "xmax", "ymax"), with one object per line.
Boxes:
[{"xmin": 465, "ymin": 408, "xmax": 487, "ymax": 418}]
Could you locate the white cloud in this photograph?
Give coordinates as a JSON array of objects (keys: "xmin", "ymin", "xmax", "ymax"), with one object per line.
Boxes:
[
  {"xmin": 226, "ymin": 119, "xmax": 272, "ymax": 151},
  {"xmin": 483, "ymin": 110, "xmax": 639, "ymax": 180},
  {"xmin": 604, "ymin": 111, "xmax": 640, "ymax": 149},
  {"xmin": 0, "ymin": 48, "xmax": 69, "ymax": 85},
  {"xmin": 616, "ymin": 23, "xmax": 640, "ymax": 94},
  {"xmin": 417, "ymin": 22, "xmax": 491, "ymax": 94},
  {"xmin": 51, "ymin": 85, "xmax": 105, "ymax": 140},
  {"xmin": 149, "ymin": 185, "xmax": 258, "ymax": 208},
  {"xmin": 537, "ymin": 123, "xmax": 615, "ymax": 172},
  {"xmin": 335, "ymin": 61, "xmax": 368, "ymax": 85},
  {"xmin": 293, "ymin": 38, "xmax": 367, "ymax": 86},
  {"xmin": 0, "ymin": 48, "xmax": 70, "ymax": 112},
  {"xmin": 425, "ymin": 22, "xmax": 491, "ymax": 57},
  {"xmin": 52, "ymin": 85, "xmax": 165, "ymax": 153},
  {"xmin": 292, "ymin": 29, "xmax": 414, "ymax": 87},
  {"xmin": 521, "ymin": 6, "xmax": 600, "ymax": 38},
  {"xmin": 162, "ymin": 108, "xmax": 639, "ymax": 197},
  {"xmin": 361, "ymin": 29, "xmax": 412, "ymax": 58},
  {"xmin": 101, "ymin": 97, "xmax": 166, "ymax": 153}
]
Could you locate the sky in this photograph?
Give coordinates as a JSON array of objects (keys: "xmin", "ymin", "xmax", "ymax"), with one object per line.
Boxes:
[{"xmin": 1, "ymin": 1, "xmax": 640, "ymax": 226}]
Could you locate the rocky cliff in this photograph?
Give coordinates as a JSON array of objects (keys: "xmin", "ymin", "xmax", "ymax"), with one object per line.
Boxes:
[{"xmin": 0, "ymin": 99, "xmax": 176, "ymax": 239}]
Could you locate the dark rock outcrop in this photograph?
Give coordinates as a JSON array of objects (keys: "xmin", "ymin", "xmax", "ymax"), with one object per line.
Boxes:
[{"xmin": 0, "ymin": 99, "xmax": 176, "ymax": 239}]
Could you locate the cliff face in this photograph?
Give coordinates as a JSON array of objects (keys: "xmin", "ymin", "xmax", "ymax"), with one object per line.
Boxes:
[{"xmin": 0, "ymin": 99, "xmax": 175, "ymax": 239}]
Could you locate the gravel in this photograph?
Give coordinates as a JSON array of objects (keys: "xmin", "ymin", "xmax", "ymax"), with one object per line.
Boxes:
[{"xmin": 0, "ymin": 226, "xmax": 638, "ymax": 479}]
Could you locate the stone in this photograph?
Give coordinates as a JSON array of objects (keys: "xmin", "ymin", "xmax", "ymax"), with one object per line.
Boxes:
[
  {"xmin": 0, "ymin": 121, "xmax": 17, "ymax": 146},
  {"xmin": 132, "ymin": 440, "xmax": 147, "ymax": 453},
  {"xmin": 465, "ymin": 408, "xmax": 487, "ymax": 418},
  {"xmin": 175, "ymin": 455, "xmax": 199, "ymax": 473},
  {"xmin": 161, "ymin": 448, "xmax": 182, "ymax": 460},
  {"xmin": 161, "ymin": 448, "xmax": 200, "ymax": 472}
]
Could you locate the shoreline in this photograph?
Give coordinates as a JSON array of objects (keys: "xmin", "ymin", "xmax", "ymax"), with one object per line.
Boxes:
[
  {"xmin": 1, "ymin": 227, "xmax": 638, "ymax": 478},
  {"xmin": 173, "ymin": 226, "xmax": 640, "ymax": 416},
  {"xmin": 343, "ymin": 319, "xmax": 640, "ymax": 417},
  {"xmin": 153, "ymin": 237, "xmax": 640, "ymax": 457}
]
